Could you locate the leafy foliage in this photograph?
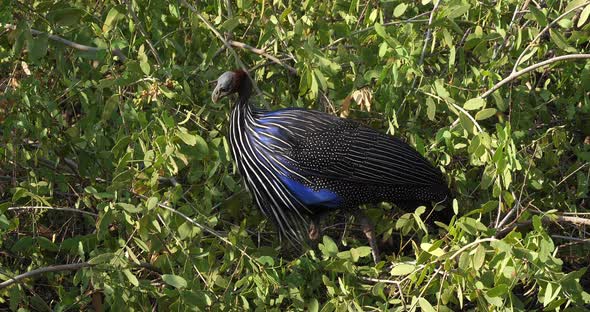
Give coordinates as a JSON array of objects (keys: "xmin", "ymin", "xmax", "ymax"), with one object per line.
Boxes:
[{"xmin": 1, "ymin": 0, "xmax": 590, "ymax": 310}]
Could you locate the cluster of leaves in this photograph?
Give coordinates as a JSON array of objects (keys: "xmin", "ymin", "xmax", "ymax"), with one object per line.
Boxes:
[{"xmin": 1, "ymin": 0, "xmax": 590, "ymax": 310}]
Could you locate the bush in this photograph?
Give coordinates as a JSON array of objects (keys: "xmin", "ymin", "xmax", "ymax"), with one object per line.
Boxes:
[{"xmin": 1, "ymin": 0, "xmax": 589, "ymax": 310}]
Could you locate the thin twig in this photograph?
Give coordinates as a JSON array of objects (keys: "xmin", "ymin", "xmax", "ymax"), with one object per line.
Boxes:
[
  {"xmin": 134, "ymin": 193, "xmax": 262, "ymax": 270},
  {"xmin": 224, "ymin": 0, "xmax": 233, "ymax": 17},
  {"xmin": 493, "ymin": 0, "xmax": 530, "ymax": 59},
  {"xmin": 423, "ymin": 90, "xmax": 484, "ymax": 134},
  {"xmin": 323, "ymin": 14, "xmax": 430, "ymax": 50},
  {"xmin": 551, "ymin": 235, "xmax": 590, "ymax": 243},
  {"xmin": 449, "ymin": 238, "xmax": 497, "ymax": 260},
  {"xmin": 418, "ymin": 0, "xmax": 441, "ymax": 66},
  {"xmin": 480, "ymin": 54, "xmax": 590, "ymax": 98},
  {"xmin": 228, "ymin": 40, "xmax": 297, "ymax": 75},
  {"xmin": 512, "ymin": 1, "xmax": 590, "ymax": 72},
  {"xmin": 497, "ymin": 215, "xmax": 590, "ymax": 238},
  {"xmin": 556, "ymin": 163, "xmax": 589, "ymax": 187},
  {"xmin": 180, "ymin": 0, "xmax": 271, "ymax": 109},
  {"xmin": 125, "ymin": 0, "xmax": 161, "ymax": 65},
  {"xmin": 0, "ymin": 262, "xmax": 93, "ymax": 290},
  {"xmin": 358, "ymin": 276, "xmax": 401, "ymax": 285},
  {"xmin": 7, "ymin": 206, "xmax": 98, "ymax": 217},
  {"xmin": 2, "ymin": 23, "xmax": 127, "ymax": 61}
]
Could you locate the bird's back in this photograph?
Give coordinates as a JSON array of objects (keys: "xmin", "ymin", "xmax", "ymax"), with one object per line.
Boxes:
[{"xmin": 251, "ymin": 108, "xmax": 450, "ymax": 212}]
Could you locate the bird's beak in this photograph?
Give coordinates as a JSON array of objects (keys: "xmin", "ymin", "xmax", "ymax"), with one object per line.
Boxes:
[{"xmin": 211, "ymin": 85, "xmax": 226, "ymax": 103}]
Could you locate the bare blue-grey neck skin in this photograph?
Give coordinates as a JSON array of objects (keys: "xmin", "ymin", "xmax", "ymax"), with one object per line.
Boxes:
[{"xmin": 211, "ymin": 70, "xmax": 251, "ymax": 104}]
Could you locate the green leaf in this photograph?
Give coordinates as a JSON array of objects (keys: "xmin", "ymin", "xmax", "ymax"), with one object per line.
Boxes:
[
  {"xmin": 123, "ymin": 269, "xmax": 139, "ymax": 286},
  {"xmin": 221, "ymin": 17, "xmax": 240, "ymax": 32},
  {"xmin": 529, "ymin": 7, "xmax": 547, "ymax": 27},
  {"xmin": 464, "ymin": 98, "xmax": 485, "ymax": 110},
  {"xmin": 307, "ymin": 298, "xmax": 319, "ymax": 312},
  {"xmin": 101, "ymin": 94, "xmax": 119, "ymax": 122},
  {"xmin": 138, "ymin": 45, "xmax": 150, "ymax": 75},
  {"xmin": 390, "ymin": 263, "xmax": 415, "ymax": 276},
  {"xmin": 426, "ymin": 97, "xmax": 436, "ymax": 121},
  {"xmin": 393, "ymin": 3, "xmax": 408, "ymax": 17},
  {"xmin": 28, "ymin": 33, "xmax": 48, "ymax": 62},
  {"xmin": 418, "ymin": 298, "xmax": 436, "ymax": 312},
  {"xmin": 578, "ymin": 5, "xmax": 590, "ymax": 27},
  {"xmin": 299, "ymin": 68, "xmax": 312, "ymax": 96},
  {"xmin": 116, "ymin": 203, "xmax": 143, "ymax": 213},
  {"xmin": 420, "ymin": 243, "xmax": 445, "ymax": 257},
  {"xmin": 177, "ymin": 132, "xmax": 197, "ymax": 146},
  {"xmin": 89, "ymin": 253, "xmax": 117, "ymax": 265},
  {"xmin": 162, "ymin": 274, "xmax": 187, "ymax": 289},
  {"xmin": 374, "ymin": 23, "xmax": 398, "ymax": 47},
  {"xmin": 350, "ymin": 246, "xmax": 372, "ymax": 260},
  {"xmin": 319, "ymin": 235, "xmax": 338, "ymax": 257},
  {"xmin": 177, "ymin": 222, "xmax": 194, "ymax": 239},
  {"xmin": 47, "ymin": 7, "xmax": 85, "ymax": 26},
  {"xmin": 550, "ymin": 29, "xmax": 576, "ymax": 52},
  {"xmin": 543, "ymin": 282, "xmax": 553, "ymax": 306},
  {"xmin": 103, "ymin": 6, "xmax": 124, "ymax": 33},
  {"xmin": 473, "ymin": 244, "xmax": 485, "ymax": 270},
  {"xmin": 475, "ymin": 108, "xmax": 497, "ymax": 120},
  {"xmin": 147, "ymin": 197, "xmax": 158, "ymax": 210},
  {"xmin": 446, "ymin": 3, "xmax": 470, "ymax": 19},
  {"xmin": 193, "ymin": 134, "xmax": 209, "ymax": 159},
  {"xmin": 257, "ymin": 256, "xmax": 274, "ymax": 266},
  {"xmin": 487, "ymin": 284, "xmax": 509, "ymax": 297}
]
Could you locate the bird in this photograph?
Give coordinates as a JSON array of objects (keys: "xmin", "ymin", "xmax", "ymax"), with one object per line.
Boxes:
[{"xmin": 212, "ymin": 69, "xmax": 451, "ymax": 262}]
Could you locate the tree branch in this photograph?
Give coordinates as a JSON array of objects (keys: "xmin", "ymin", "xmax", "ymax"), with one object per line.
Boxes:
[
  {"xmin": 0, "ymin": 261, "xmax": 164, "ymax": 290},
  {"xmin": 125, "ymin": 0, "xmax": 161, "ymax": 65},
  {"xmin": 512, "ymin": 1, "xmax": 590, "ymax": 72},
  {"xmin": 7, "ymin": 206, "xmax": 98, "ymax": 217},
  {"xmin": 480, "ymin": 54, "xmax": 590, "ymax": 99},
  {"xmin": 0, "ymin": 262, "xmax": 93, "ymax": 290},
  {"xmin": 418, "ymin": 0, "xmax": 441, "ymax": 66},
  {"xmin": 496, "ymin": 215, "xmax": 590, "ymax": 238},
  {"xmin": 2, "ymin": 23, "xmax": 127, "ymax": 61},
  {"xmin": 449, "ymin": 238, "xmax": 497, "ymax": 260},
  {"xmin": 133, "ymin": 192, "xmax": 262, "ymax": 270},
  {"xmin": 323, "ymin": 14, "xmax": 430, "ymax": 50},
  {"xmin": 180, "ymin": 0, "xmax": 273, "ymax": 109},
  {"xmin": 228, "ymin": 40, "xmax": 297, "ymax": 75}
]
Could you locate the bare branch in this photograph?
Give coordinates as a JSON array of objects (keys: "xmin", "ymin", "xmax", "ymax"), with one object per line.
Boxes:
[
  {"xmin": 358, "ymin": 276, "xmax": 401, "ymax": 285},
  {"xmin": 2, "ymin": 23, "xmax": 127, "ymax": 61},
  {"xmin": 418, "ymin": 0, "xmax": 441, "ymax": 66},
  {"xmin": 496, "ymin": 215, "xmax": 590, "ymax": 238},
  {"xmin": 7, "ymin": 206, "xmax": 98, "ymax": 217},
  {"xmin": 228, "ymin": 40, "xmax": 297, "ymax": 75},
  {"xmin": 480, "ymin": 54, "xmax": 590, "ymax": 99},
  {"xmin": 512, "ymin": 1, "xmax": 590, "ymax": 72},
  {"xmin": 0, "ymin": 262, "xmax": 93, "ymax": 290},
  {"xmin": 552, "ymin": 235, "xmax": 590, "ymax": 243},
  {"xmin": 449, "ymin": 238, "xmax": 498, "ymax": 260},
  {"xmin": 180, "ymin": 0, "xmax": 273, "ymax": 109},
  {"xmin": 0, "ymin": 261, "xmax": 165, "ymax": 290},
  {"xmin": 125, "ymin": 0, "xmax": 161, "ymax": 65},
  {"xmin": 323, "ymin": 14, "xmax": 430, "ymax": 50},
  {"xmin": 133, "ymin": 192, "xmax": 262, "ymax": 270}
]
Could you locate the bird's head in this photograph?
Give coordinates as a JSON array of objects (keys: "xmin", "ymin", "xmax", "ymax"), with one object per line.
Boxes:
[{"xmin": 211, "ymin": 70, "xmax": 248, "ymax": 103}]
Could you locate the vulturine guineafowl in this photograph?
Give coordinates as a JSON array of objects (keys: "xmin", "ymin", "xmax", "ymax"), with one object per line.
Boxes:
[{"xmin": 212, "ymin": 69, "xmax": 451, "ymax": 262}]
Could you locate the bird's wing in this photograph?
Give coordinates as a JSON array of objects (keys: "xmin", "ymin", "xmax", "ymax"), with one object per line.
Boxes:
[{"xmin": 255, "ymin": 108, "xmax": 445, "ymax": 186}]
